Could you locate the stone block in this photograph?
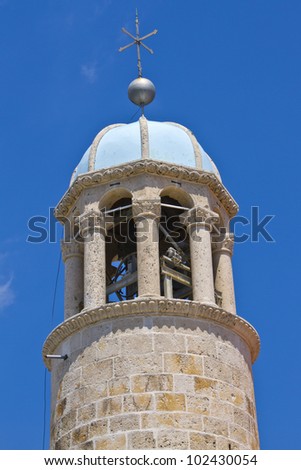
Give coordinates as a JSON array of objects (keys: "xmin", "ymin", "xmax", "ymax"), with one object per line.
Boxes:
[
  {"xmin": 157, "ymin": 430, "xmax": 189, "ymax": 449},
  {"xmin": 128, "ymin": 431, "xmax": 156, "ymax": 449},
  {"xmin": 229, "ymin": 424, "xmax": 248, "ymax": 444},
  {"xmin": 54, "ymin": 432, "xmax": 71, "ymax": 450},
  {"xmin": 216, "ymin": 437, "xmax": 241, "ymax": 450},
  {"xmin": 187, "ymin": 336, "xmax": 217, "ymax": 357},
  {"xmin": 110, "ymin": 414, "xmax": 140, "ymax": 433},
  {"xmin": 123, "ymin": 394, "xmax": 154, "ymax": 412},
  {"xmin": 194, "ymin": 377, "xmax": 217, "ymax": 396},
  {"xmin": 88, "ymin": 419, "xmax": 108, "ymax": 438},
  {"xmin": 203, "ymin": 357, "xmax": 232, "ymax": 383},
  {"xmin": 156, "ymin": 393, "xmax": 186, "ymax": 412},
  {"xmin": 203, "ymin": 417, "xmax": 229, "ymax": 437},
  {"xmin": 72, "ymin": 425, "xmax": 89, "ymax": 445},
  {"xmin": 95, "ymin": 434, "xmax": 126, "ymax": 450},
  {"xmin": 190, "ymin": 432, "xmax": 217, "ymax": 450},
  {"xmin": 187, "ymin": 395, "xmax": 210, "ymax": 415},
  {"xmin": 97, "ymin": 338, "xmax": 120, "ymax": 360},
  {"xmin": 164, "ymin": 353, "xmax": 203, "ymax": 375},
  {"xmin": 210, "ymin": 399, "xmax": 233, "ymax": 421},
  {"xmin": 154, "ymin": 333, "xmax": 186, "ymax": 353},
  {"xmin": 114, "ymin": 353, "xmax": 163, "ymax": 377},
  {"xmin": 141, "ymin": 413, "xmax": 174, "ymax": 429},
  {"xmin": 173, "ymin": 374, "xmax": 195, "ymax": 393},
  {"xmin": 173, "ymin": 413, "xmax": 203, "ymax": 431},
  {"xmin": 131, "ymin": 374, "xmax": 173, "ymax": 393},
  {"xmin": 121, "ymin": 334, "xmax": 153, "ymax": 355},
  {"xmin": 98, "ymin": 396, "xmax": 122, "ymax": 417},
  {"xmin": 77, "ymin": 404, "xmax": 96, "ymax": 424},
  {"xmin": 82, "ymin": 359, "xmax": 113, "ymax": 385},
  {"xmin": 108, "ymin": 377, "xmax": 130, "ymax": 396}
]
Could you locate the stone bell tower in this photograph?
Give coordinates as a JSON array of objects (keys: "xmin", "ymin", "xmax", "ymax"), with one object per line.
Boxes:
[{"xmin": 43, "ymin": 15, "xmax": 260, "ymax": 450}]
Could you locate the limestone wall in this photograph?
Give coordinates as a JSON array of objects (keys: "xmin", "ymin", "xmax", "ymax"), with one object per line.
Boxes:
[{"xmin": 50, "ymin": 311, "xmax": 259, "ymax": 450}]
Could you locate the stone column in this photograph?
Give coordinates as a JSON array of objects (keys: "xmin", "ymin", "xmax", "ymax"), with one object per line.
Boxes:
[
  {"xmin": 80, "ymin": 209, "xmax": 106, "ymax": 309},
  {"xmin": 61, "ymin": 239, "xmax": 84, "ymax": 319},
  {"xmin": 132, "ymin": 199, "xmax": 161, "ymax": 298},
  {"xmin": 185, "ymin": 207, "xmax": 219, "ymax": 305},
  {"xmin": 212, "ymin": 235, "xmax": 236, "ymax": 314}
]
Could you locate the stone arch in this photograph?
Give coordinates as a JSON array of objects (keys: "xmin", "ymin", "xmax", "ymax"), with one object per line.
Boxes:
[{"xmin": 98, "ymin": 187, "xmax": 133, "ymax": 211}]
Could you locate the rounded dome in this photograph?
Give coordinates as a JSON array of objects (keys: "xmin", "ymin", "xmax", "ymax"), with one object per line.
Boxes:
[{"xmin": 70, "ymin": 118, "xmax": 221, "ymax": 185}]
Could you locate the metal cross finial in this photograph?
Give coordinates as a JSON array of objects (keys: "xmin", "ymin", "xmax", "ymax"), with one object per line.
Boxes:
[{"xmin": 119, "ymin": 10, "xmax": 158, "ymax": 78}]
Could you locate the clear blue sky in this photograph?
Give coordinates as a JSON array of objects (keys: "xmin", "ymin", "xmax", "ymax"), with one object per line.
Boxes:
[{"xmin": 0, "ymin": 0, "xmax": 300, "ymax": 450}]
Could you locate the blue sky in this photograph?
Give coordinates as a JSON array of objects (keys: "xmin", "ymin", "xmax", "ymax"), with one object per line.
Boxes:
[{"xmin": 0, "ymin": 0, "xmax": 300, "ymax": 450}]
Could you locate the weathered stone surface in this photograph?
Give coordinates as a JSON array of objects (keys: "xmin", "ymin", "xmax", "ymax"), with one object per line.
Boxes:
[
  {"xmin": 95, "ymin": 434, "xmax": 126, "ymax": 450},
  {"xmin": 190, "ymin": 432, "xmax": 217, "ymax": 450},
  {"xmin": 131, "ymin": 374, "xmax": 173, "ymax": 393},
  {"xmin": 50, "ymin": 312, "xmax": 259, "ymax": 450},
  {"xmin": 123, "ymin": 394, "xmax": 154, "ymax": 412},
  {"xmin": 128, "ymin": 431, "xmax": 156, "ymax": 449},
  {"xmin": 156, "ymin": 393, "xmax": 186, "ymax": 412},
  {"xmin": 110, "ymin": 414, "xmax": 140, "ymax": 433},
  {"xmin": 164, "ymin": 353, "xmax": 203, "ymax": 375},
  {"xmin": 157, "ymin": 430, "xmax": 189, "ymax": 449},
  {"xmin": 98, "ymin": 397, "xmax": 122, "ymax": 417}
]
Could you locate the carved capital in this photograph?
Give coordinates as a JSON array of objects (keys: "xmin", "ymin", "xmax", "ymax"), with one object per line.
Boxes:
[
  {"xmin": 212, "ymin": 234, "xmax": 234, "ymax": 256},
  {"xmin": 78, "ymin": 209, "xmax": 105, "ymax": 238},
  {"xmin": 184, "ymin": 206, "xmax": 219, "ymax": 230},
  {"xmin": 132, "ymin": 198, "xmax": 161, "ymax": 221},
  {"xmin": 61, "ymin": 239, "xmax": 84, "ymax": 262}
]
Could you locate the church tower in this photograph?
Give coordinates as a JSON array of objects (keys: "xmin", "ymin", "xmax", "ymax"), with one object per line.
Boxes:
[{"xmin": 43, "ymin": 15, "xmax": 260, "ymax": 450}]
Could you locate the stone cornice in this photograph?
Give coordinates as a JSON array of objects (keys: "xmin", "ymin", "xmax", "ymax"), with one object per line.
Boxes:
[
  {"xmin": 55, "ymin": 161, "xmax": 238, "ymax": 221},
  {"xmin": 43, "ymin": 299, "xmax": 260, "ymax": 370}
]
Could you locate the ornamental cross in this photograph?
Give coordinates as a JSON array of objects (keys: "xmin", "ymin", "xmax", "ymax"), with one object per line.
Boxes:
[{"xmin": 119, "ymin": 10, "xmax": 158, "ymax": 78}]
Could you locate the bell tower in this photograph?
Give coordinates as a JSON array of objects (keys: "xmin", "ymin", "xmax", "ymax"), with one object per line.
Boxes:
[{"xmin": 43, "ymin": 14, "xmax": 260, "ymax": 450}]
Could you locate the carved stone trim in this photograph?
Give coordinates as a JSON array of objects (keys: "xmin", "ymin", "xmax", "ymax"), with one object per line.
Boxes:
[
  {"xmin": 55, "ymin": 161, "xmax": 238, "ymax": 221},
  {"xmin": 212, "ymin": 235, "xmax": 235, "ymax": 256},
  {"xmin": 185, "ymin": 206, "xmax": 220, "ymax": 230},
  {"xmin": 139, "ymin": 116, "xmax": 149, "ymax": 159},
  {"xmin": 61, "ymin": 240, "xmax": 84, "ymax": 262},
  {"xmin": 78, "ymin": 209, "xmax": 105, "ymax": 237},
  {"xmin": 132, "ymin": 198, "xmax": 161, "ymax": 220},
  {"xmin": 42, "ymin": 298, "xmax": 260, "ymax": 370},
  {"xmin": 88, "ymin": 124, "xmax": 124, "ymax": 172}
]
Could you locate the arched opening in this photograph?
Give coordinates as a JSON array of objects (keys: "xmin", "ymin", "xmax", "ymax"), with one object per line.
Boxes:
[
  {"xmin": 159, "ymin": 190, "xmax": 192, "ymax": 300},
  {"xmin": 102, "ymin": 195, "xmax": 137, "ymax": 303}
]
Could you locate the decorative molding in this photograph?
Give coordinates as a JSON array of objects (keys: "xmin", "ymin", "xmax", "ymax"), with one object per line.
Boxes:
[
  {"xmin": 61, "ymin": 240, "xmax": 84, "ymax": 262},
  {"xmin": 212, "ymin": 235, "xmax": 235, "ymax": 256},
  {"xmin": 55, "ymin": 161, "xmax": 239, "ymax": 221},
  {"xmin": 132, "ymin": 198, "xmax": 161, "ymax": 219},
  {"xmin": 43, "ymin": 298, "xmax": 260, "ymax": 370},
  {"xmin": 185, "ymin": 206, "xmax": 220, "ymax": 230},
  {"xmin": 78, "ymin": 209, "xmax": 105, "ymax": 237}
]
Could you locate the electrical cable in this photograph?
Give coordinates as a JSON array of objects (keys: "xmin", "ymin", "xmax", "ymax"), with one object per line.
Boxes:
[{"xmin": 42, "ymin": 241, "xmax": 62, "ymax": 449}]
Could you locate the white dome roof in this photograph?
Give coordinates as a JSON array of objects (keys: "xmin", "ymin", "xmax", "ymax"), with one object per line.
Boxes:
[{"xmin": 70, "ymin": 117, "xmax": 221, "ymax": 185}]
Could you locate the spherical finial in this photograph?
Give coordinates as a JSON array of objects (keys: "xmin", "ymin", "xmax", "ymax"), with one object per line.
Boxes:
[{"xmin": 128, "ymin": 77, "xmax": 156, "ymax": 107}]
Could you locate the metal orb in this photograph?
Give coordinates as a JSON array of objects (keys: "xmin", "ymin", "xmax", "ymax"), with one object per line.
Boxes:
[{"xmin": 128, "ymin": 77, "xmax": 156, "ymax": 106}]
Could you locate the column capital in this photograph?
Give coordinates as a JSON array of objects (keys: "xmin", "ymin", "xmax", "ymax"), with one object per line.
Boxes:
[
  {"xmin": 78, "ymin": 209, "xmax": 106, "ymax": 238},
  {"xmin": 212, "ymin": 234, "xmax": 234, "ymax": 256},
  {"xmin": 61, "ymin": 239, "xmax": 84, "ymax": 262},
  {"xmin": 184, "ymin": 206, "xmax": 219, "ymax": 230},
  {"xmin": 132, "ymin": 198, "xmax": 161, "ymax": 221}
]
